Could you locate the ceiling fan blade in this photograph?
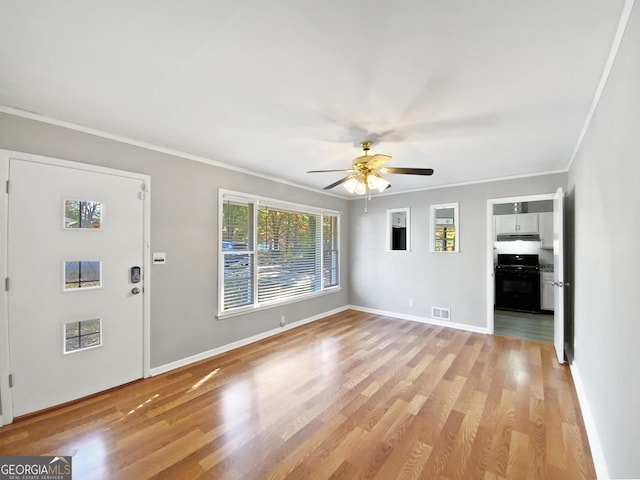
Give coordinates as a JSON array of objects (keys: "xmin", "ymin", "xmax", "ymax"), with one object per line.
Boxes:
[
  {"xmin": 307, "ymin": 169, "xmax": 355, "ymax": 173},
  {"xmin": 323, "ymin": 175, "xmax": 355, "ymax": 190},
  {"xmin": 364, "ymin": 154, "xmax": 392, "ymax": 170},
  {"xmin": 381, "ymin": 167, "xmax": 434, "ymax": 175}
]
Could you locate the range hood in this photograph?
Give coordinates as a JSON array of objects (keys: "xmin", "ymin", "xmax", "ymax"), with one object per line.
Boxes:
[{"xmin": 496, "ymin": 233, "xmax": 540, "ymax": 242}]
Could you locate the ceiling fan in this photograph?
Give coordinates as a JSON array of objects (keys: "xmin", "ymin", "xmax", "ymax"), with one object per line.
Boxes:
[{"xmin": 308, "ymin": 141, "xmax": 434, "ymax": 195}]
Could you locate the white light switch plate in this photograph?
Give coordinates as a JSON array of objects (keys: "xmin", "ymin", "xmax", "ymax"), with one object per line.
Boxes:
[{"xmin": 153, "ymin": 252, "xmax": 167, "ymax": 264}]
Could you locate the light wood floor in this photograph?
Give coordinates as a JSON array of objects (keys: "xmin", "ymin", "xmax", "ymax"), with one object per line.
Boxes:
[{"xmin": 0, "ymin": 310, "xmax": 595, "ymax": 479}]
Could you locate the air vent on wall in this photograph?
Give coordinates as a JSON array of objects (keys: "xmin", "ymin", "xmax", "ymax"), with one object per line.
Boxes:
[{"xmin": 432, "ymin": 306, "xmax": 450, "ymax": 320}]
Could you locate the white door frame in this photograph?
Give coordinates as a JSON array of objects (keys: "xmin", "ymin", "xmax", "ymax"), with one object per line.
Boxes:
[
  {"xmin": 486, "ymin": 192, "xmax": 556, "ymax": 335},
  {"xmin": 0, "ymin": 149, "xmax": 151, "ymax": 426}
]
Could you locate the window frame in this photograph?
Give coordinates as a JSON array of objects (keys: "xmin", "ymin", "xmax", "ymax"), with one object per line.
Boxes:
[{"xmin": 218, "ymin": 189, "xmax": 341, "ymax": 319}]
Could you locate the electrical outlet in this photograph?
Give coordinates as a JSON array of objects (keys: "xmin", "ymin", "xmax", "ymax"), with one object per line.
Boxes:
[
  {"xmin": 280, "ymin": 316, "xmax": 286, "ymax": 327},
  {"xmin": 408, "ymin": 298, "xmax": 414, "ymax": 307}
]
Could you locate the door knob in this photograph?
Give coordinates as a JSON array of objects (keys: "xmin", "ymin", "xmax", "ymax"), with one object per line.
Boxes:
[{"xmin": 131, "ymin": 287, "xmax": 141, "ymax": 295}]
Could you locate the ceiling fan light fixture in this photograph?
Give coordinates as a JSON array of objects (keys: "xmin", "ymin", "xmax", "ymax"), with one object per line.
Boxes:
[
  {"xmin": 354, "ymin": 179, "xmax": 367, "ymax": 195},
  {"xmin": 368, "ymin": 173, "xmax": 390, "ymax": 192},
  {"xmin": 343, "ymin": 176, "xmax": 359, "ymax": 194}
]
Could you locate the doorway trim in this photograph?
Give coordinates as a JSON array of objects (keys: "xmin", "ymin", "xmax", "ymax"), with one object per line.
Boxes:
[
  {"xmin": 486, "ymin": 192, "xmax": 555, "ymax": 335},
  {"xmin": 0, "ymin": 149, "xmax": 151, "ymax": 426}
]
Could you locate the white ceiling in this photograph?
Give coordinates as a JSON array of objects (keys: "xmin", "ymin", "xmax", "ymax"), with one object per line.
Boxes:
[{"xmin": 0, "ymin": 1, "xmax": 628, "ymax": 196}]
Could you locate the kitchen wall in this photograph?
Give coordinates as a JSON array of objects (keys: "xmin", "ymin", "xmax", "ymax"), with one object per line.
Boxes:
[
  {"xmin": 567, "ymin": 2, "xmax": 640, "ymax": 478},
  {"xmin": 0, "ymin": 112, "xmax": 350, "ymax": 372},
  {"xmin": 348, "ymin": 172, "xmax": 566, "ymax": 329}
]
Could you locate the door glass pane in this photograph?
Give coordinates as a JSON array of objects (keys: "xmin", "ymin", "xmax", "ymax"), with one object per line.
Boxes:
[
  {"xmin": 65, "ymin": 199, "xmax": 102, "ymax": 229},
  {"xmin": 64, "ymin": 261, "xmax": 102, "ymax": 290},
  {"xmin": 64, "ymin": 318, "xmax": 102, "ymax": 353}
]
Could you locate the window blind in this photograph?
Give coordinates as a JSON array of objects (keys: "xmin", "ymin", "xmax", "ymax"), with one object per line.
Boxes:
[
  {"xmin": 257, "ymin": 205, "xmax": 321, "ymax": 303},
  {"xmin": 323, "ymin": 214, "xmax": 339, "ymax": 288},
  {"xmin": 222, "ymin": 199, "xmax": 254, "ymax": 310}
]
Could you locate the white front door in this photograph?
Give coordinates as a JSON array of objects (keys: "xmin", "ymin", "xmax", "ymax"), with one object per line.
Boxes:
[
  {"xmin": 7, "ymin": 156, "xmax": 148, "ymax": 417},
  {"xmin": 553, "ymin": 187, "xmax": 565, "ymax": 364}
]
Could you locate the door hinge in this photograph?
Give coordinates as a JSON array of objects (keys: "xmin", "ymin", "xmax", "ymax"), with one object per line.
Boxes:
[
  {"xmin": 5, "ymin": 277, "xmax": 8, "ymax": 292},
  {"xmin": 5, "ymin": 180, "xmax": 9, "ymax": 194},
  {"xmin": 8, "ymin": 374, "xmax": 13, "ymax": 388}
]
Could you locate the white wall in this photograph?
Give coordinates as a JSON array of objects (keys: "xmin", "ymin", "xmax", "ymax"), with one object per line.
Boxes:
[
  {"xmin": 348, "ymin": 173, "xmax": 566, "ymax": 328},
  {"xmin": 567, "ymin": 3, "xmax": 640, "ymax": 478}
]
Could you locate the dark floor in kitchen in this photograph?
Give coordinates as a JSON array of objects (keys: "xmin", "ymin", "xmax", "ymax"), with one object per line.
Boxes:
[{"xmin": 494, "ymin": 309, "xmax": 553, "ymax": 344}]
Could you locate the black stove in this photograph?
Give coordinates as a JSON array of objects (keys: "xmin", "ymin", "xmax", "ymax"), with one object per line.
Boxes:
[
  {"xmin": 495, "ymin": 254, "xmax": 541, "ymax": 312},
  {"xmin": 496, "ymin": 254, "xmax": 540, "ymax": 274}
]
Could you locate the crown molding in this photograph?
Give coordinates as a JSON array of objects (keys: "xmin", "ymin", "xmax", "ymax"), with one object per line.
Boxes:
[
  {"xmin": 567, "ymin": 0, "xmax": 636, "ymax": 170},
  {"xmin": 0, "ymin": 105, "xmax": 347, "ymax": 200}
]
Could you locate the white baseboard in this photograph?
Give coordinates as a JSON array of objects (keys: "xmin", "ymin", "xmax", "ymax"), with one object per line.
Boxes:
[
  {"xmin": 150, "ymin": 305, "xmax": 350, "ymax": 376},
  {"xmin": 570, "ymin": 362, "xmax": 608, "ymax": 480},
  {"xmin": 348, "ymin": 305, "xmax": 489, "ymax": 334}
]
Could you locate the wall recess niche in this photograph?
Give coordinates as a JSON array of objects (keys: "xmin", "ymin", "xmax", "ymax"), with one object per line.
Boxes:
[
  {"xmin": 387, "ymin": 208, "xmax": 410, "ymax": 251},
  {"xmin": 430, "ymin": 203, "xmax": 459, "ymax": 252}
]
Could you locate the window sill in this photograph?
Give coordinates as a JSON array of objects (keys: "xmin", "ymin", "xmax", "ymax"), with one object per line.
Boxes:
[{"xmin": 217, "ymin": 286, "xmax": 342, "ymax": 320}]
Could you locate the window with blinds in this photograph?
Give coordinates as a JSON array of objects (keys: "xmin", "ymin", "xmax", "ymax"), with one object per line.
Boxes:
[
  {"xmin": 323, "ymin": 214, "xmax": 339, "ymax": 288},
  {"xmin": 222, "ymin": 199, "xmax": 254, "ymax": 309},
  {"xmin": 220, "ymin": 192, "xmax": 340, "ymax": 314}
]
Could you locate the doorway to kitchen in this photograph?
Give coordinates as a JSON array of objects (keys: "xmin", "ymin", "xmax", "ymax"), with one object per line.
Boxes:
[{"xmin": 486, "ymin": 191, "xmax": 565, "ymax": 362}]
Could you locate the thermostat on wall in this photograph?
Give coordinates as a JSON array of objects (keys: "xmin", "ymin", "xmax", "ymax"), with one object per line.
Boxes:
[{"xmin": 153, "ymin": 252, "xmax": 167, "ymax": 264}]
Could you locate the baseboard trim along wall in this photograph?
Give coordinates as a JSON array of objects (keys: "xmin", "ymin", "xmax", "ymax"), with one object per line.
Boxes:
[
  {"xmin": 150, "ymin": 305, "xmax": 351, "ymax": 376},
  {"xmin": 349, "ymin": 305, "xmax": 489, "ymax": 335},
  {"xmin": 570, "ymin": 362, "xmax": 609, "ymax": 480}
]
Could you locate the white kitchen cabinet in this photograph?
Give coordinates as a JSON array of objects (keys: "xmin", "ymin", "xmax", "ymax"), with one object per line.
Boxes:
[
  {"xmin": 539, "ymin": 212, "xmax": 553, "ymax": 249},
  {"xmin": 495, "ymin": 213, "xmax": 539, "ymax": 236},
  {"xmin": 541, "ymin": 272, "xmax": 554, "ymax": 311}
]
